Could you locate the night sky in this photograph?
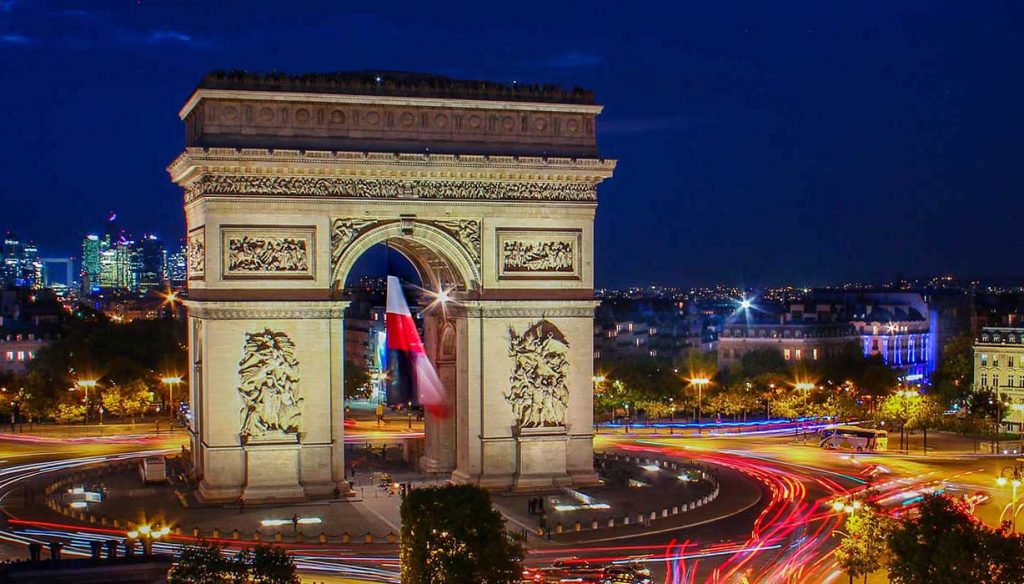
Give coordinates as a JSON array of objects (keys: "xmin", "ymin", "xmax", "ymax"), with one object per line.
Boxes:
[{"xmin": 2, "ymin": 1, "xmax": 1022, "ymax": 288}]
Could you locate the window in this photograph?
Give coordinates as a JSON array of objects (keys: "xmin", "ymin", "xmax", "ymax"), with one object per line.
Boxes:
[
  {"xmin": 3, "ymin": 352, "xmax": 11, "ymax": 361},
  {"xmin": 795, "ymin": 349, "xmax": 802, "ymax": 360},
  {"xmin": 1010, "ymin": 356, "xmax": 1016, "ymax": 368},
  {"xmin": 982, "ymin": 353, "xmax": 989, "ymax": 366},
  {"xmin": 981, "ymin": 373, "xmax": 989, "ymax": 387},
  {"xmin": 994, "ymin": 374, "xmax": 1000, "ymax": 388},
  {"xmin": 994, "ymin": 356, "xmax": 1001, "ymax": 367},
  {"xmin": 784, "ymin": 349, "xmax": 792, "ymax": 360},
  {"xmin": 15, "ymin": 351, "xmax": 24, "ymax": 361},
  {"xmin": 1010, "ymin": 375, "xmax": 1016, "ymax": 388},
  {"xmin": 813, "ymin": 348, "xmax": 819, "ymax": 360}
]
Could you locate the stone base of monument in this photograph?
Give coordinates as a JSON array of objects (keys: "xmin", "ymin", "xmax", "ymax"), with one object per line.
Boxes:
[
  {"xmin": 418, "ymin": 456, "xmax": 455, "ymax": 475},
  {"xmin": 513, "ymin": 426, "xmax": 572, "ymax": 491},
  {"xmin": 240, "ymin": 434, "xmax": 306, "ymax": 503}
]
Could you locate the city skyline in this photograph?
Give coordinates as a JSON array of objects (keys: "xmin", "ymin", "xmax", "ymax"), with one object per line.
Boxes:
[{"xmin": 2, "ymin": 2, "xmax": 1023, "ymax": 288}]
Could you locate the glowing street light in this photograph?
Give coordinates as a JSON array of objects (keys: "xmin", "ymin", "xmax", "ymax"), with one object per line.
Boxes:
[
  {"xmin": 689, "ymin": 376, "xmax": 710, "ymax": 432},
  {"xmin": 161, "ymin": 376, "xmax": 183, "ymax": 430},
  {"xmin": 739, "ymin": 298, "xmax": 752, "ymax": 310},
  {"xmin": 75, "ymin": 379, "xmax": 98, "ymax": 424},
  {"xmin": 997, "ymin": 464, "xmax": 1024, "ymax": 533}
]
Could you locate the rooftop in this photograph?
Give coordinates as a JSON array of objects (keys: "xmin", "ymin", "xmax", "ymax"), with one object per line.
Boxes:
[{"xmin": 197, "ymin": 70, "xmax": 596, "ymax": 105}]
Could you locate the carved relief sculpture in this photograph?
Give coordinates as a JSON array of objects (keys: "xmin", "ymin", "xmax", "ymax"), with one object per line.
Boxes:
[
  {"xmin": 436, "ymin": 219, "xmax": 481, "ymax": 265},
  {"xmin": 228, "ymin": 237, "xmax": 308, "ymax": 272},
  {"xmin": 238, "ymin": 328, "xmax": 302, "ymax": 437},
  {"xmin": 497, "ymin": 229, "xmax": 582, "ymax": 280},
  {"xmin": 221, "ymin": 227, "xmax": 315, "ymax": 278},
  {"xmin": 505, "ymin": 320, "xmax": 570, "ymax": 428},
  {"xmin": 330, "ymin": 218, "xmax": 378, "ymax": 280},
  {"xmin": 187, "ymin": 230, "xmax": 205, "ymax": 277}
]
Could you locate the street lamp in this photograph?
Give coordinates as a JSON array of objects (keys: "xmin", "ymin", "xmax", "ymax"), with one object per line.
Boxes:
[
  {"xmin": 997, "ymin": 462, "xmax": 1024, "ymax": 533},
  {"xmin": 794, "ymin": 382, "xmax": 815, "ymax": 441},
  {"xmin": 592, "ymin": 375, "xmax": 606, "ymax": 432},
  {"xmin": 75, "ymin": 379, "xmax": 98, "ymax": 424},
  {"xmin": 160, "ymin": 376, "xmax": 182, "ymax": 430},
  {"xmin": 1012, "ymin": 404, "xmax": 1024, "ymax": 454},
  {"xmin": 690, "ymin": 377, "xmax": 710, "ymax": 434}
]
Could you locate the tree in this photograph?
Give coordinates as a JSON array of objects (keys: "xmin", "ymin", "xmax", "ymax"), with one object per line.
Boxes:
[
  {"xmin": 599, "ymin": 357, "xmax": 684, "ymax": 419},
  {"xmin": 53, "ymin": 400, "xmax": 87, "ymax": 424},
  {"xmin": 170, "ymin": 541, "xmax": 233, "ymax": 584},
  {"xmin": 344, "ymin": 359, "xmax": 373, "ymax": 401},
  {"xmin": 245, "ymin": 545, "xmax": 300, "ymax": 584},
  {"xmin": 887, "ymin": 494, "xmax": 1024, "ymax": 583},
  {"xmin": 932, "ymin": 335, "xmax": 975, "ymax": 408},
  {"xmin": 101, "ymin": 379, "xmax": 151, "ymax": 424},
  {"xmin": 170, "ymin": 542, "xmax": 298, "ymax": 584},
  {"xmin": 835, "ymin": 511, "xmax": 893, "ymax": 584},
  {"xmin": 736, "ymin": 348, "xmax": 788, "ymax": 379},
  {"xmin": 400, "ymin": 484, "xmax": 523, "ymax": 583}
]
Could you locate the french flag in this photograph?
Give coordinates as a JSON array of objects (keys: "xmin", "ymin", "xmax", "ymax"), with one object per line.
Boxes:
[{"xmin": 385, "ymin": 276, "xmax": 448, "ymax": 417}]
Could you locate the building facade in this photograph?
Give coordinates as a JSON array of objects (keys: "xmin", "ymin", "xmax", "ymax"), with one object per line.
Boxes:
[{"xmin": 973, "ymin": 327, "xmax": 1024, "ymax": 406}]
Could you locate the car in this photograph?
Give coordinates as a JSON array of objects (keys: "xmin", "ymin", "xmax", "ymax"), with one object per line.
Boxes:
[{"xmin": 602, "ymin": 565, "xmax": 654, "ymax": 584}]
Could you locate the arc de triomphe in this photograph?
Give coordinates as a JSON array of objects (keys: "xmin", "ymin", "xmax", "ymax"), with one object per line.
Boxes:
[{"xmin": 168, "ymin": 72, "xmax": 615, "ymax": 502}]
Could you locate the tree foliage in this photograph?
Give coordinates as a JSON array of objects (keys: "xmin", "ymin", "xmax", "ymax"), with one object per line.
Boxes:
[
  {"xmin": 344, "ymin": 359, "xmax": 373, "ymax": 401},
  {"xmin": 400, "ymin": 484, "xmax": 523, "ymax": 583},
  {"xmin": 170, "ymin": 542, "xmax": 298, "ymax": 584},
  {"xmin": 932, "ymin": 335, "xmax": 975, "ymax": 407},
  {"xmin": 887, "ymin": 495, "xmax": 1024, "ymax": 584},
  {"xmin": 101, "ymin": 379, "xmax": 152, "ymax": 423},
  {"xmin": 835, "ymin": 510, "xmax": 894, "ymax": 582},
  {"xmin": 16, "ymin": 308, "xmax": 186, "ymax": 419},
  {"xmin": 52, "ymin": 400, "xmax": 87, "ymax": 424}
]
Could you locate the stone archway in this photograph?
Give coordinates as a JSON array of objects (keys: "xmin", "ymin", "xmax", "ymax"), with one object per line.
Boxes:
[{"xmin": 170, "ymin": 71, "xmax": 615, "ymax": 502}]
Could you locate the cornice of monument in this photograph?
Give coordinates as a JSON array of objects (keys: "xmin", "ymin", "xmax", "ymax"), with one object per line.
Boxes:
[
  {"xmin": 179, "ymin": 88, "xmax": 604, "ymax": 120},
  {"xmin": 168, "ymin": 147, "xmax": 616, "ymax": 183}
]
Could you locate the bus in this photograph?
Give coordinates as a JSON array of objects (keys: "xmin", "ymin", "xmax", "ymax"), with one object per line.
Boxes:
[{"xmin": 819, "ymin": 425, "xmax": 888, "ymax": 452}]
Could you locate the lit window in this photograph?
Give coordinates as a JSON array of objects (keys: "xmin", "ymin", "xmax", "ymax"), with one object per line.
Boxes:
[
  {"xmin": 813, "ymin": 349, "xmax": 819, "ymax": 360},
  {"xmin": 15, "ymin": 351, "xmax": 24, "ymax": 361},
  {"xmin": 795, "ymin": 349, "xmax": 802, "ymax": 360},
  {"xmin": 784, "ymin": 349, "xmax": 792, "ymax": 360},
  {"xmin": 4, "ymin": 352, "xmax": 11, "ymax": 361},
  {"xmin": 982, "ymin": 353, "xmax": 988, "ymax": 366}
]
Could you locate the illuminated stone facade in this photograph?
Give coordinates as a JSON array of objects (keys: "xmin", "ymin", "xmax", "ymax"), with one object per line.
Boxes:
[{"xmin": 169, "ymin": 72, "xmax": 614, "ymax": 501}]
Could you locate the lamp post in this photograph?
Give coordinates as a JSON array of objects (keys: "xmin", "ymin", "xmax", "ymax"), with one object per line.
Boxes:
[
  {"xmin": 592, "ymin": 375, "xmax": 606, "ymax": 433},
  {"xmin": 690, "ymin": 377, "xmax": 710, "ymax": 435},
  {"xmin": 75, "ymin": 379, "xmax": 98, "ymax": 424},
  {"xmin": 160, "ymin": 376, "xmax": 182, "ymax": 430},
  {"xmin": 997, "ymin": 463, "xmax": 1024, "ymax": 533},
  {"xmin": 795, "ymin": 382, "xmax": 815, "ymax": 441}
]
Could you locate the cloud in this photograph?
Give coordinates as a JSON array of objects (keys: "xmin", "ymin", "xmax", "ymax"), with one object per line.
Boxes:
[
  {"xmin": 541, "ymin": 50, "xmax": 604, "ymax": 69},
  {"xmin": 146, "ymin": 30, "xmax": 195, "ymax": 45},
  {"xmin": 0, "ymin": 32, "xmax": 30, "ymax": 44}
]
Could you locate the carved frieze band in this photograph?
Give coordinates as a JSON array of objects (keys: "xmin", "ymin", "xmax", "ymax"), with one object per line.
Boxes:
[
  {"xmin": 186, "ymin": 175, "xmax": 596, "ymax": 204},
  {"xmin": 187, "ymin": 229, "xmax": 205, "ymax": 279},
  {"xmin": 505, "ymin": 319, "xmax": 570, "ymax": 428},
  {"xmin": 222, "ymin": 226, "xmax": 316, "ymax": 279},
  {"xmin": 497, "ymin": 229, "xmax": 582, "ymax": 281},
  {"xmin": 183, "ymin": 300, "xmax": 350, "ymax": 320},
  {"xmin": 462, "ymin": 301, "xmax": 599, "ymax": 319}
]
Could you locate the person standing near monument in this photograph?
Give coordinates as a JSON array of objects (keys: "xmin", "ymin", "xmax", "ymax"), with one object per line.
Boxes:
[{"xmin": 376, "ymin": 402, "xmax": 385, "ymax": 426}]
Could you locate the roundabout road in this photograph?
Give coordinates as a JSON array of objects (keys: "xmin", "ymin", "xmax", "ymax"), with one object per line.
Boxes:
[{"xmin": 0, "ymin": 427, "xmax": 1010, "ymax": 583}]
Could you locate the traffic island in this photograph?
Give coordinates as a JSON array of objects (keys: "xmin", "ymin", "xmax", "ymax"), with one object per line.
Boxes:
[{"xmin": 493, "ymin": 450, "xmax": 763, "ymax": 544}]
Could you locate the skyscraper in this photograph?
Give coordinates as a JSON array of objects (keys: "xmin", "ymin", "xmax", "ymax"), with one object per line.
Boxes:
[
  {"xmin": 1, "ymin": 232, "xmax": 41, "ymax": 288},
  {"xmin": 81, "ymin": 235, "xmax": 101, "ymax": 292}
]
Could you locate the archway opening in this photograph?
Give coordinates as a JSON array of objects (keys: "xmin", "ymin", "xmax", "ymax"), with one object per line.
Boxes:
[{"xmin": 340, "ymin": 240, "xmax": 463, "ymax": 478}]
